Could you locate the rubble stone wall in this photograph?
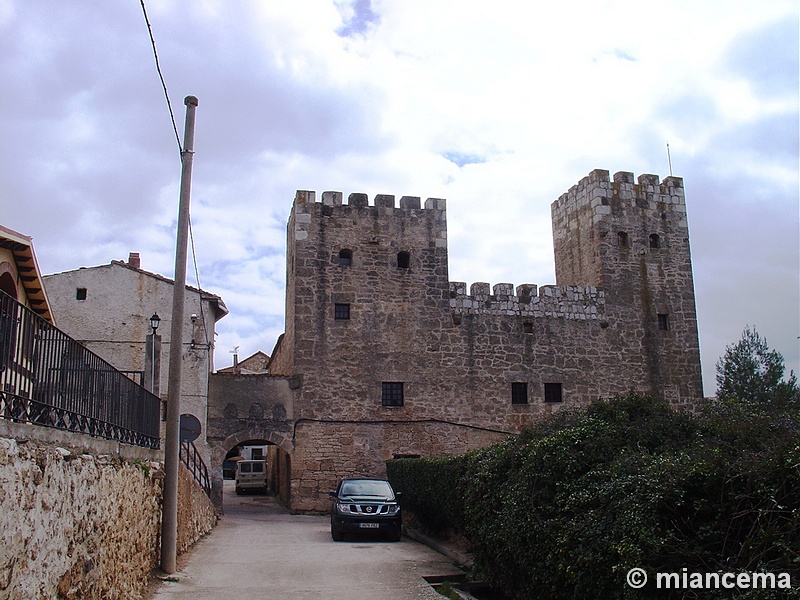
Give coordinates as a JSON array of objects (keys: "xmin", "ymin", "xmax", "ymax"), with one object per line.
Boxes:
[{"xmin": 0, "ymin": 422, "xmax": 217, "ymax": 599}]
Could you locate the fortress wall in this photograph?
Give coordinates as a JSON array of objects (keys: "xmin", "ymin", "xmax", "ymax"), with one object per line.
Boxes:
[
  {"xmin": 290, "ymin": 420, "xmax": 509, "ymax": 513},
  {"xmin": 282, "ymin": 171, "xmax": 704, "ymax": 511},
  {"xmin": 449, "ymin": 281, "xmax": 604, "ymax": 319}
]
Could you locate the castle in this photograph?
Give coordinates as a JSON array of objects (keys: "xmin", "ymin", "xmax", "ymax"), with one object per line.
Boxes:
[{"xmin": 266, "ymin": 168, "xmax": 703, "ymax": 511}]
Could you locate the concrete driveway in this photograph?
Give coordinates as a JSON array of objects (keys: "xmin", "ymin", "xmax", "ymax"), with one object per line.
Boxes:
[{"xmin": 147, "ymin": 480, "xmax": 463, "ymax": 599}]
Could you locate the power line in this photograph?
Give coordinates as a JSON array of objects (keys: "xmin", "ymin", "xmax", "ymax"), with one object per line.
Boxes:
[
  {"xmin": 139, "ymin": 1, "xmax": 208, "ymax": 349},
  {"xmin": 189, "ymin": 216, "xmax": 210, "ymax": 348},
  {"xmin": 139, "ymin": 0, "xmax": 182, "ymax": 154}
]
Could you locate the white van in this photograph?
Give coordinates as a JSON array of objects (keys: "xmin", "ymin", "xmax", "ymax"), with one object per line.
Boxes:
[{"xmin": 235, "ymin": 460, "xmax": 267, "ymax": 495}]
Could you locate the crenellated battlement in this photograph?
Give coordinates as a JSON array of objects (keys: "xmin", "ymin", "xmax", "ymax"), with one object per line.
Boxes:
[
  {"xmin": 551, "ymin": 170, "xmax": 685, "ymax": 226},
  {"xmin": 290, "ymin": 189, "xmax": 448, "ymax": 249},
  {"xmin": 293, "ymin": 190, "xmax": 446, "ymax": 212},
  {"xmin": 449, "ymin": 281, "xmax": 604, "ymax": 320}
]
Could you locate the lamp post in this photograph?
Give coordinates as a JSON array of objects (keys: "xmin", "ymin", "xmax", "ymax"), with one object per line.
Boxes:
[{"xmin": 148, "ymin": 313, "xmax": 161, "ymax": 395}]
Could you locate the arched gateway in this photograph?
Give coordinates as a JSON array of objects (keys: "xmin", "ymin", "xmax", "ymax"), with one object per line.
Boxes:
[{"xmin": 206, "ymin": 373, "xmax": 296, "ymax": 510}]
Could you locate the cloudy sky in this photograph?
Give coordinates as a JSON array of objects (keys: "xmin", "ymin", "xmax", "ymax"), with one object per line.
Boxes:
[{"xmin": 1, "ymin": 0, "xmax": 797, "ymax": 395}]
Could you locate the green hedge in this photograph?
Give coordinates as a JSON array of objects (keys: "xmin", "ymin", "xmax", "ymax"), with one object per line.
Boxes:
[{"xmin": 387, "ymin": 395, "xmax": 800, "ymax": 599}]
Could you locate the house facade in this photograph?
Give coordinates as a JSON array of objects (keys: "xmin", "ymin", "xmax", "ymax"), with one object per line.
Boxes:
[{"xmin": 42, "ymin": 255, "xmax": 228, "ymax": 464}]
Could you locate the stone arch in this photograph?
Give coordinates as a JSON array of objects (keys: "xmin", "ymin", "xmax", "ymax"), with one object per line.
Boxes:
[
  {"xmin": 211, "ymin": 428, "xmax": 293, "ymax": 466},
  {"xmin": 209, "ymin": 428, "xmax": 294, "ymax": 510}
]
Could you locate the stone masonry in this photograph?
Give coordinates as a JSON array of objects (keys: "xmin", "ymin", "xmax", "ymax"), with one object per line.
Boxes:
[
  {"xmin": 0, "ymin": 421, "xmax": 217, "ymax": 599},
  {"xmin": 266, "ymin": 169, "xmax": 703, "ymax": 512}
]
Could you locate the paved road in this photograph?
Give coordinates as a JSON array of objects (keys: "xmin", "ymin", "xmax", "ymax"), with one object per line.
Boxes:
[{"xmin": 147, "ymin": 480, "xmax": 463, "ymax": 599}]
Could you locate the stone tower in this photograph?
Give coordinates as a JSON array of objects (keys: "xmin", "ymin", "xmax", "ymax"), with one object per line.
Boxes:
[
  {"xmin": 276, "ymin": 190, "xmax": 450, "ymax": 390},
  {"xmin": 551, "ymin": 169, "xmax": 703, "ymax": 404}
]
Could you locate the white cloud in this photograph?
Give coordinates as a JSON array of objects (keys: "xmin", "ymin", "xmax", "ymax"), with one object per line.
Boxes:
[{"xmin": 1, "ymin": 0, "xmax": 797, "ymax": 395}]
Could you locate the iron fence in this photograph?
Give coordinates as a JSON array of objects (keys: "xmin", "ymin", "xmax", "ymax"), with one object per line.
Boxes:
[{"xmin": 0, "ymin": 290, "xmax": 161, "ymax": 449}]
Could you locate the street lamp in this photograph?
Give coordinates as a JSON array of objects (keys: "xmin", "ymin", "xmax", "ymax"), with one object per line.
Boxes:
[
  {"xmin": 146, "ymin": 313, "xmax": 161, "ymax": 398},
  {"xmin": 150, "ymin": 313, "xmax": 161, "ymax": 335}
]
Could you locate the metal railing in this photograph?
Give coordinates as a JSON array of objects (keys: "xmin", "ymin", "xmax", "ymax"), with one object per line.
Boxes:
[
  {"xmin": 181, "ymin": 439, "xmax": 211, "ymax": 497},
  {"xmin": 0, "ymin": 290, "xmax": 161, "ymax": 449}
]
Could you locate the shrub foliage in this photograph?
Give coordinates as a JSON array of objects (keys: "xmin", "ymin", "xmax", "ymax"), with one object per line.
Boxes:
[{"xmin": 387, "ymin": 394, "xmax": 800, "ymax": 599}]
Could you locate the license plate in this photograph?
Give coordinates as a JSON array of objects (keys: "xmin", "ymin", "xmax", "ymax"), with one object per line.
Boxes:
[{"xmin": 359, "ymin": 523, "xmax": 379, "ymax": 529}]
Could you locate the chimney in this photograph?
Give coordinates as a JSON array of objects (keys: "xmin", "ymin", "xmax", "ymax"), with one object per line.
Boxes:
[{"xmin": 128, "ymin": 252, "xmax": 141, "ymax": 269}]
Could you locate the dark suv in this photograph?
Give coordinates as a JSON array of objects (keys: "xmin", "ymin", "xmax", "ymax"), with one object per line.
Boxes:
[{"xmin": 329, "ymin": 478, "xmax": 402, "ymax": 542}]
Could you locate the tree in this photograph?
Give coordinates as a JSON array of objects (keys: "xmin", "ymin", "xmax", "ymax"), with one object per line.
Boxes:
[{"xmin": 715, "ymin": 326, "xmax": 799, "ymax": 406}]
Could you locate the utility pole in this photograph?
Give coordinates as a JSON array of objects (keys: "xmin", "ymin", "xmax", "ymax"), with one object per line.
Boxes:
[{"xmin": 161, "ymin": 95, "xmax": 198, "ymax": 574}]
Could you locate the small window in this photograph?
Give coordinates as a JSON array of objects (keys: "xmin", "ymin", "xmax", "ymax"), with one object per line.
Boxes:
[
  {"xmin": 649, "ymin": 234, "xmax": 660, "ymax": 249},
  {"xmin": 617, "ymin": 232, "xmax": 629, "ymax": 248},
  {"xmin": 511, "ymin": 382, "xmax": 528, "ymax": 405},
  {"xmin": 338, "ymin": 249, "xmax": 352, "ymax": 266},
  {"xmin": 76, "ymin": 288, "xmax": 87, "ymax": 300},
  {"xmin": 658, "ymin": 313, "xmax": 669, "ymax": 331},
  {"xmin": 523, "ymin": 322, "xmax": 533, "ymax": 334},
  {"xmin": 397, "ymin": 251, "xmax": 411, "ymax": 269},
  {"xmin": 382, "ymin": 382, "xmax": 404, "ymax": 407},
  {"xmin": 334, "ymin": 303, "xmax": 350, "ymax": 320},
  {"xmin": 544, "ymin": 383, "xmax": 563, "ymax": 403}
]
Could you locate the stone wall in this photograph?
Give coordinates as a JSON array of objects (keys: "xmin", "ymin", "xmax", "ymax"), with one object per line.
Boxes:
[
  {"xmin": 0, "ymin": 422, "xmax": 217, "ymax": 599},
  {"xmin": 177, "ymin": 463, "xmax": 218, "ymax": 555},
  {"xmin": 291, "ymin": 421, "xmax": 508, "ymax": 512}
]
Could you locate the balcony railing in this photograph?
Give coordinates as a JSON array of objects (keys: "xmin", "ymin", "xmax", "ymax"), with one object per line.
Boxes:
[{"xmin": 0, "ymin": 290, "xmax": 160, "ymax": 449}]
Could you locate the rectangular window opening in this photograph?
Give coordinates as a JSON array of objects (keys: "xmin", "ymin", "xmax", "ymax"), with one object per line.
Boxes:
[
  {"xmin": 76, "ymin": 288, "xmax": 87, "ymax": 300},
  {"xmin": 658, "ymin": 313, "xmax": 669, "ymax": 331},
  {"xmin": 334, "ymin": 303, "xmax": 351, "ymax": 320},
  {"xmin": 511, "ymin": 382, "xmax": 528, "ymax": 405},
  {"xmin": 544, "ymin": 383, "xmax": 563, "ymax": 404},
  {"xmin": 382, "ymin": 382, "xmax": 404, "ymax": 407}
]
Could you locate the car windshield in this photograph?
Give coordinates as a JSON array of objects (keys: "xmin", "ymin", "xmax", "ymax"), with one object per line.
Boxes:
[{"xmin": 340, "ymin": 480, "xmax": 393, "ymax": 498}]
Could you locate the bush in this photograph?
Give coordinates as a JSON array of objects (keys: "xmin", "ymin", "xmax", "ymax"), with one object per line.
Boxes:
[
  {"xmin": 387, "ymin": 394, "xmax": 800, "ymax": 599},
  {"xmin": 386, "ymin": 453, "xmax": 468, "ymax": 534}
]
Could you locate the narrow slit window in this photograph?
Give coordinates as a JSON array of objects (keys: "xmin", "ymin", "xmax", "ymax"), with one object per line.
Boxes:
[
  {"xmin": 617, "ymin": 232, "xmax": 629, "ymax": 248},
  {"xmin": 338, "ymin": 249, "xmax": 352, "ymax": 266},
  {"xmin": 382, "ymin": 382, "xmax": 404, "ymax": 407},
  {"xmin": 334, "ymin": 303, "xmax": 350, "ymax": 320},
  {"xmin": 658, "ymin": 313, "xmax": 669, "ymax": 331},
  {"xmin": 544, "ymin": 383, "xmax": 563, "ymax": 403},
  {"xmin": 397, "ymin": 251, "xmax": 411, "ymax": 269},
  {"xmin": 511, "ymin": 382, "xmax": 528, "ymax": 405},
  {"xmin": 649, "ymin": 234, "xmax": 660, "ymax": 249}
]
